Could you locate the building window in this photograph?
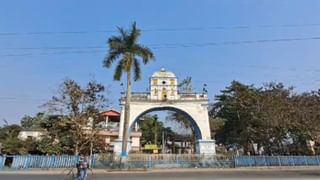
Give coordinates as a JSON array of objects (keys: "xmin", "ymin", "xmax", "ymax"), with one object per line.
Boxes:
[
  {"xmin": 162, "ymin": 88, "xmax": 167, "ymax": 100},
  {"xmin": 170, "ymin": 79, "xmax": 175, "ymax": 85},
  {"xmin": 152, "ymin": 79, "xmax": 158, "ymax": 85},
  {"xmin": 171, "ymin": 88, "xmax": 175, "ymax": 96}
]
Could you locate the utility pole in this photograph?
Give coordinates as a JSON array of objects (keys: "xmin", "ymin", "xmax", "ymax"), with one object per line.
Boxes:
[
  {"xmin": 162, "ymin": 131, "xmax": 165, "ymax": 153},
  {"xmin": 90, "ymin": 139, "xmax": 93, "ymax": 165},
  {"xmin": 154, "ymin": 120, "xmax": 157, "ymax": 145},
  {"xmin": 89, "ymin": 117, "xmax": 94, "ymax": 166}
]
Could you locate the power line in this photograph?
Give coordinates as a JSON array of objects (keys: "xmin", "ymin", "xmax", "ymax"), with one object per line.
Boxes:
[
  {"xmin": 1, "ymin": 35, "xmax": 320, "ymax": 57},
  {"xmin": 1, "ymin": 50, "xmax": 104, "ymax": 57},
  {"xmin": 152, "ymin": 36, "xmax": 320, "ymax": 49},
  {"xmin": 0, "ymin": 46, "xmax": 103, "ymax": 51},
  {"xmin": 0, "ymin": 97, "xmax": 47, "ymax": 102},
  {"xmin": 0, "ymin": 30, "xmax": 114, "ymax": 36},
  {"xmin": 1, "ymin": 23, "xmax": 320, "ymax": 36}
]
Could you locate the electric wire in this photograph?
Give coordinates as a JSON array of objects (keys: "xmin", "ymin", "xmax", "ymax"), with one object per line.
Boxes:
[
  {"xmin": 1, "ymin": 23, "xmax": 320, "ymax": 36},
  {"xmin": 1, "ymin": 36, "xmax": 320, "ymax": 57}
]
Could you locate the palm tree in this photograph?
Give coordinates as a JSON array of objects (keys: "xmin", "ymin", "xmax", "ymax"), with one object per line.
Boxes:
[
  {"xmin": 178, "ymin": 77, "xmax": 192, "ymax": 93},
  {"xmin": 103, "ymin": 22, "xmax": 154, "ymax": 156}
]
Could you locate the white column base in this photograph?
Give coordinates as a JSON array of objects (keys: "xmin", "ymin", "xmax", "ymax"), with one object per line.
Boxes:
[
  {"xmin": 113, "ymin": 139, "xmax": 132, "ymax": 156},
  {"xmin": 196, "ymin": 139, "xmax": 216, "ymax": 155}
]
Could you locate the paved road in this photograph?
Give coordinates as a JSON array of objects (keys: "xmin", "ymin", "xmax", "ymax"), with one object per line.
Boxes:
[{"xmin": 1, "ymin": 169, "xmax": 320, "ymax": 180}]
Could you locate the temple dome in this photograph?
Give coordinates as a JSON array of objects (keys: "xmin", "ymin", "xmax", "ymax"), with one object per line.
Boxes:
[{"xmin": 151, "ymin": 68, "xmax": 176, "ymax": 78}]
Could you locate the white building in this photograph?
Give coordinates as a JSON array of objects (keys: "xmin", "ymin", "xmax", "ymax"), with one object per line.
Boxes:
[{"xmin": 18, "ymin": 129, "xmax": 47, "ymax": 141}]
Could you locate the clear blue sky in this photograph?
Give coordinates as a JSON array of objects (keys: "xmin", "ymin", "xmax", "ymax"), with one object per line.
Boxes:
[{"xmin": 1, "ymin": 0, "xmax": 320, "ymax": 124}]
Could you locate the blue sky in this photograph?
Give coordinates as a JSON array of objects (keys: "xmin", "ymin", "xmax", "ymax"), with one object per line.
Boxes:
[{"xmin": 1, "ymin": 0, "xmax": 320, "ymax": 124}]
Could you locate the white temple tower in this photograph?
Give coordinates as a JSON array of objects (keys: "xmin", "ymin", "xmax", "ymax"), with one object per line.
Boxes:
[{"xmin": 150, "ymin": 68, "xmax": 178, "ymax": 101}]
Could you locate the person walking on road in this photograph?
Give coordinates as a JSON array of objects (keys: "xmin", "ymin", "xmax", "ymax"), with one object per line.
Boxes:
[{"xmin": 75, "ymin": 157, "xmax": 89, "ymax": 180}]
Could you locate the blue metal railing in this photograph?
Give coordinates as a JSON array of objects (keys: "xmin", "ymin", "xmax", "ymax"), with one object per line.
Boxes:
[
  {"xmin": 0, "ymin": 156, "xmax": 5, "ymax": 169},
  {"xmin": 1, "ymin": 155, "xmax": 320, "ymax": 170},
  {"xmin": 234, "ymin": 156, "xmax": 320, "ymax": 167},
  {"xmin": 5, "ymin": 155, "xmax": 80, "ymax": 169}
]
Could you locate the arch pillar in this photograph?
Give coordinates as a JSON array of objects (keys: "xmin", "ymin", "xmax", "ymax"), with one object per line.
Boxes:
[{"xmin": 113, "ymin": 105, "xmax": 132, "ymax": 154}]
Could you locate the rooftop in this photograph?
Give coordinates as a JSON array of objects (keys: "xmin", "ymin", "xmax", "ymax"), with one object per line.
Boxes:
[
  {"xmin": 121, "ymin": 92, "xmax": 208, "ymax": 102},
  {"xmin": 151, "ymin": 68, "xmax": 176, "ymax": 78}
]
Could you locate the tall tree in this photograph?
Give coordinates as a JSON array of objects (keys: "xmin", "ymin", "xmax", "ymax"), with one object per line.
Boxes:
[
  {"xmin": 139, "ymin": 115, "xmax": 163, "ymax": 146},
  {"xmin": 211, "ymin": 81, "xmax": 317, "ymax": 155},
  {"xmin": 103, "ymin": 22, "xmax": 154, "ymax": 156},
  {"xmin": 289, "ymin": 90, "xmax": 320, "ymax": 154},
  {"xmin": 0, "ymin": 124, "xmax": 26, "ymax": 154},
  {"xmin": 20, "ymin": 112, "xmax": 45, "ymax": 129},
  {"xmin": 168, "ymin": 77, "xmax": 195, "ymax": 145},
  {"xmin": 45, "ymin": 79, "xmax": 107, "ymax": 155},
  {"xmin": 212, "ymin": 81, "xmax": 260, "ymax": 154}
]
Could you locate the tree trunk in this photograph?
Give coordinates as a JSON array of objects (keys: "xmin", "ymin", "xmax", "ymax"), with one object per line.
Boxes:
[
  {"xmin": 121, "ymin": 70, "xmax": 131, "ymax": 156},
  {"xmin": 75, "ymin": 141, "xmax": 79, "ymax": 155},
  {"xmin": 154, "ymin": 122, "xmax": 157, "ymax": 145}
]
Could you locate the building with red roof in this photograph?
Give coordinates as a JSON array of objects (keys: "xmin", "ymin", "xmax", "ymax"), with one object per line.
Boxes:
[{"xmin": 98, "ymin": 110, "xmax": 142, "ymax": 152}]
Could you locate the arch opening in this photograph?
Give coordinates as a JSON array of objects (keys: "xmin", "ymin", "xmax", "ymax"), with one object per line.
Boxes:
[
  {"xmin": 130, "ymin": 106, "xmax": 202, "ymax": 140},
  {"xmin": 128, "ymin": 106, "xmax": 203, "ymax": 154}
]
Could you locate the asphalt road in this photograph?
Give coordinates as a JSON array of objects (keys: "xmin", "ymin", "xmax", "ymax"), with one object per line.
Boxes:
[{"xmin": 1, "ymin": 169, "xmax": 320, "ymax": 180}]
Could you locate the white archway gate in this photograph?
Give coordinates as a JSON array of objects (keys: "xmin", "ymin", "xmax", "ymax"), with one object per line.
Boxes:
[{"xmin": 113, "ymin": 68, "xmax": 216, "ymax": 155}]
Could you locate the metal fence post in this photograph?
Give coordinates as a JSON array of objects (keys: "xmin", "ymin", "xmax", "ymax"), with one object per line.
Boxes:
[
  {"xmin": 24, "ymin": 156, "xmax": 29, "ymax": 169},
  {"xmin": 277, "ymin": 156, "xmax": 281, "ymax": 166},
  {"xmin": 291, "ymin": 156, "xmax": 295, "ymax": 166},
  {"xmin": 0, "ymin": 156, "xmax": 3, "ymax": 169},
  {"xmin": 316, "ymin": 156, "xmax": 320, "ymax": 166},
  {"xmin": 176, "ymin": 155, "xmax": 179, "ymax": 166},
  {"xmin": 264, "ymin": 156, "xmax": 267, "ymax": 166},
  {"xmin": 148, "ymin": 155, "xmax": 151, "ymax": 168},
  {"xmin": 251, "ymin": 156, "xmax": 255, "ymax": 167},
  {"xmin": 304, "ymin": 156, "xmax": 308, "ymax": 166}
]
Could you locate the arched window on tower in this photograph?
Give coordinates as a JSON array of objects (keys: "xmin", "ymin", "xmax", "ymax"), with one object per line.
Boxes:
[
  {"xmin": 171, "ymin": 88, "xmax": 175, "ymax": 96},
  {"xmin": 154, "ymin": 88, "xmax": 158, "ymax": 95},
  {"xmin": 162, "ymin": 88, "xmax": 167, "ymax": 100},
  {"xmin": 152, "ymin": 79, "xmax": 158, "ymax": 86},
  {"xmin": 170, "ymin": 79, "xmax": 175, "ymax": 85}
]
